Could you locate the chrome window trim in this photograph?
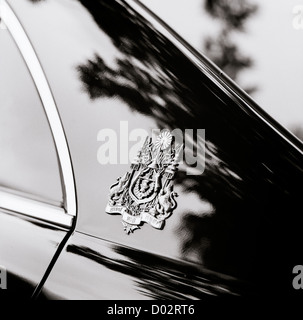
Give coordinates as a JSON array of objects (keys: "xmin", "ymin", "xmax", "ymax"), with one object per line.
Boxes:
[
  {"xmin": 0, "ymin": 0, "xmax": 76, "ymax": 225},
  {"xmin": 0, "ymin": 190, "xmax": 73, "ymax": 228}
]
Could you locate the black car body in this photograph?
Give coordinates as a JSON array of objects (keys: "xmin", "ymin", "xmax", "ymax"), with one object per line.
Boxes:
[{"xmin": 0, "ymin": 0, "xmax": 302, "ymax": 300}]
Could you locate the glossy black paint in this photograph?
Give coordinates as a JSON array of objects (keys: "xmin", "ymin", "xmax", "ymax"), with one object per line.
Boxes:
[
  {"xmin": 40, "ymin": 232, "xmax": 253, "ymax": 300},
  {"xmin": 0, "ymin": 210, "xmax": 69, "ymax": 299},
  {"xmin": 2, "ymin": 0, "xmax": 303, "ymax": 299}
]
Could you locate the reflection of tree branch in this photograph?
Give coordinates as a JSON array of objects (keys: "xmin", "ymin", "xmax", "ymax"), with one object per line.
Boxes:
[
  {"xmin": 27, "ymin": 0, "xmax": 302, "ymax": 294},
  {"xmin": 77, "ymin": 42, "xmax": 283, "ymax": 284},
  {"xmin": 205, "ymin": 0, "xmax": 257, "ymax": 30},
  {"xmin": 203, "ymin": 0, "xmax": 258, "ymax": 93},
  {"xmin": 66, "ymin": 244, "xmax": 252, "ymax": 298},
  {"xmin": 205, "ymin": 31, "xmax": 251, "ymax": 77},
  {"xmin": 74, "ymin": 1, "xmax": 302, "ymax": 288}
]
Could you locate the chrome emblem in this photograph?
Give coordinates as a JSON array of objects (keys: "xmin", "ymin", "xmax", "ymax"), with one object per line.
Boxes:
[{"xmin": 105, "ymin": 131, "xmax": 182, "ymax": 234}]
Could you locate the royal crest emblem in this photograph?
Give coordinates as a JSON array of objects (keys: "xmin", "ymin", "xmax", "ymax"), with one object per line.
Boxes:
[{"xmin": 105, "ymin": 131, "xmax": 182, "ymax": 234}]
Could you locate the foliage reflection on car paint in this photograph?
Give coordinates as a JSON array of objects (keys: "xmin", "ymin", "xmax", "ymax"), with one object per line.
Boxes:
[
  {"xmin": 1, "ymin": 0, "xmax": 302, "ymax": 299},
  {"xmin": 72, "ymin": 0, "xmax": 303, "ymax": 286}
]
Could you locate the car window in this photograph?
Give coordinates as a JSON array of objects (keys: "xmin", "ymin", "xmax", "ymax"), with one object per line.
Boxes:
[{"xmin": 0, "ymin": 27, "xmax": 63, "ymax": 206}]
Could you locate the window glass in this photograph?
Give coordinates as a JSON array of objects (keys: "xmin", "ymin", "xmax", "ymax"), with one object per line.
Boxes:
[{"xmin": 0, "ymin": 28, "xmax": 63, "ymax": 206}]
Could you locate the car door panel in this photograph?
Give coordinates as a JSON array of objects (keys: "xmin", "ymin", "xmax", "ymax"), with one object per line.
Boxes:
[
  {"xmin": 0, "ymin": 210, "xmax": 69, "ymax": 299},
  {"xmin": 40, "ymin": 231, "xmax": 251, "ymax": 300}
]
